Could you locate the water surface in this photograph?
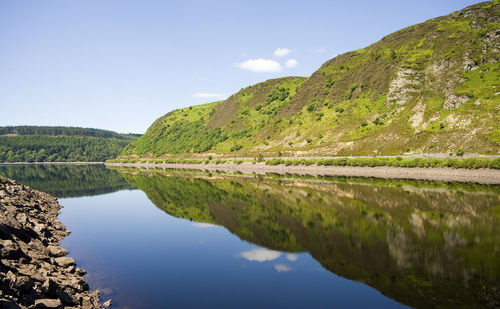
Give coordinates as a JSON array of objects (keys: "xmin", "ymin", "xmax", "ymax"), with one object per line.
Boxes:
[{"xmin": 1, "ymin": 164, "xmax": 499, "ymax": 308}]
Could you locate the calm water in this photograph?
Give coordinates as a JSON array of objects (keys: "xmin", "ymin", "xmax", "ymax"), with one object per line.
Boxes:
[{"xmin": 1, "ymin": 164, "xmax": 499, "ymax": 309}]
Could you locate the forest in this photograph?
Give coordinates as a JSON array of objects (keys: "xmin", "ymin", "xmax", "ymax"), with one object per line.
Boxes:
[{"xmin": 0, "ymin": 126, "xmax": 139, "ymax": 162}]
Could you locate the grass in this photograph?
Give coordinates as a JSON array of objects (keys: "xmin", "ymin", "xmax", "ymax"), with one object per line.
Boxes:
[{"xmin": 266, "ymin": 157, "xmax": 500, "ymax": 169}]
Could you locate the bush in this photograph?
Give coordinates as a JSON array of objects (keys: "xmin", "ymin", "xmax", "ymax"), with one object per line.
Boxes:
[
  {"xmin": 307, "ymin": 103, "xmax": 317, "ymax": 112},
  {"xmin": 230, "ymin": 144, "xmax": 243, "ymax": 152},
  {"xmin": 259, "ymin": 156, "xmax": 498, "ymax": 169}
]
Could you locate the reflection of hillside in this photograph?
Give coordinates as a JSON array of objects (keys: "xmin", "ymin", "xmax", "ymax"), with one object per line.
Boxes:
[
  {"xmin": 120, "ymin": 169, "xmax": 500, "ymax": 309},
  {"xmin": 0, "ymin": 164, "xmax": 135, "ymax": 198}
]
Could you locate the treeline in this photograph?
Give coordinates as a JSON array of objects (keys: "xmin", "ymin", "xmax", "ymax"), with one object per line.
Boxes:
[
  {"xmin": 0, "ymin": 126, "xmax": 140, "ymax": 140},
  {"xmin": 0, "ymin": 136, "xmax": 135, "ymax": 162},
  {"xmin": 0, "ymin": 126, "xmax": 140, "ymax": 162}
]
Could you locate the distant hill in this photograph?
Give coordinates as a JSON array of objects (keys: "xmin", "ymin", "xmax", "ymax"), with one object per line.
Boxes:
[
  {"xmin": 0, "ymin": 126, "xmax": 140, "ymax": 162},
  {"xmin": 120, "ymin": 1, "xmax": 500, "ymax": 159}
]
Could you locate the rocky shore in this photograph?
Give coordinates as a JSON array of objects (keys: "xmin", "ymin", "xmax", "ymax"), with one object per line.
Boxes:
[
  {"xmin": 0, "ymin": 176, "xmax": 109, "ymax": 308},
  {"xmin": 106, "ymin": 161, "xmax": 500, "ymax": 184}
]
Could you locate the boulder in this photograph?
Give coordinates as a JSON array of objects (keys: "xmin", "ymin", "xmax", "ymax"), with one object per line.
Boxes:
[
  {"xmin": 54, "ymin": 257, "xmax": 75, "ymax": 268},
  {"xmin": 33, "ymin": 298, "xmax": 62, "ymax": 308},
  {"xmin": 47, "ymin": 246, "xmax": 68, "ymax": 258}
]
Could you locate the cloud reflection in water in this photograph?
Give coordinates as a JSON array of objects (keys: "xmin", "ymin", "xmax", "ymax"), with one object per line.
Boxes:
[
  {"xmin": 239, "ymin": 248, "xmax": 281, "ymax": 262},
  {"xmin": 274, "ymin": 264, "xmax": 291, "ymax": 272}
]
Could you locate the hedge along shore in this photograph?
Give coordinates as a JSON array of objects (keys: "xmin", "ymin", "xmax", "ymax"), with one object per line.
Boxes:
[
  {"xmin": 106, "ymin": 162, "xmax": 500, "ymax": 185},
  {"xmin": 0, "ymin": 176, "xmax": 111, "ymax": 309}
]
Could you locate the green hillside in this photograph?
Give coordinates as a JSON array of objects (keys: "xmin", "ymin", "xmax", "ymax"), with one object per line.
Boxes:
[
  {"xmin": 0, "ymin": 126, "xmax": 140, "ymax": 162},
  {"xmin": 120, "ymin": 1, "xmax": 500, "ymax": 159}
]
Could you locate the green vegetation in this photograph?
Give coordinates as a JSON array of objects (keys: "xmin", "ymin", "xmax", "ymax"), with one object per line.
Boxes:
[
  {"xmin": 121, "ymin": 77, "xmax": 307, "ymax": 157},
  {"xmin": 0, "ymin": 126, "xmax": 139, "ymax": 162},
  {"xmin": 0, "ymin": 126, "xmax": 140, "ymax": 139},
  {"xmin": 265, "ymin": 156, "xmax": 500, "ymax": 169},
  {"xmin": 119, "ymin": 2, "xmax": 500, "ymax": 160},
  {"xmin": 109, "ymin": 155, "xmax": 500, "ymax": 170},
  {"xmin": 118, "ymin": 168, "xmax": 500, "ymax": 309},
  {"xmin": 0, "ymin": 164, "xmax": 134, "ymax": 198}
]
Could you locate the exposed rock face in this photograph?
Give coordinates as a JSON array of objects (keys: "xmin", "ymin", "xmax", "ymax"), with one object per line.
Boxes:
[{"xmin": 0, "ymin": 176, "xmax": 107, "ymax": 308}]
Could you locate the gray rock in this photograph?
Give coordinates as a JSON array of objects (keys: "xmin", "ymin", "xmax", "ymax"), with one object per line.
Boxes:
[
  {"xmin": 15, "ymin": 213, "xmax": 27, "ymax": 225},
  {"xmin": 48, "ymin": 245, "xmax": 68, "ymax": 258},
  {"xmin": 103, "ymin": 299, "xmax": 113, "ymax": 308},
  {"xmin": 41, "ymin": 279, "xmax": 57, "ymax": 296},
  {"xmin": 33, "ymin": 298, "xmax": 62, "ymax": 308},
  {"xmin": 56, "ymin": 287, "xmax": 79, "ymax": 306},
  {"xmin": 0, "ymin": 177, "xmax": 103, "ymax": 308},
  {"xmin": 54, "ymin": 257, "xmax": 75, "ymax": 268},
  {"xmin": 0, "ymin": 239, "xmax": 23, "ymax": 259}
]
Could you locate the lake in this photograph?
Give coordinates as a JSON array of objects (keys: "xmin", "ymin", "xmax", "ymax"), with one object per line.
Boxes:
[{"xmin": 1, "ymin": 164, "xmax": 499, "ymax": 308}]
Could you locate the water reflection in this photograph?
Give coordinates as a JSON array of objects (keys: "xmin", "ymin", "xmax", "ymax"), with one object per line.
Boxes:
[
  {"xmin": 117, "ymin": 168, "xmax": 500, "ymax": 308},
  {"xmin": 240, "ymin": 248, "xmax": 282, "ymax": 262},
  {"xmin": 274, "ymin": 264, "xmax": 291, "ymax": 272},
  {"xmin": 0, "ymin": 164, "xmax": 135, "ymax": 198}
]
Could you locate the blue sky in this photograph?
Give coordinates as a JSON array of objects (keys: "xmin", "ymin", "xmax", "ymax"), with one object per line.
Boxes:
[{"xmin": 0, "ymin": 0, "xmax": 484, "ymax": 133}]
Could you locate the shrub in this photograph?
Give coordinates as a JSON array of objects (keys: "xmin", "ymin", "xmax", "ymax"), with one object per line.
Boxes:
[
  {"xmin": 230, "ymin": 144, "xmax": 243, "ymax": 152},
  {"xmin": 307, "ymin": 103, "xmax": 317, "ymax": 112}
]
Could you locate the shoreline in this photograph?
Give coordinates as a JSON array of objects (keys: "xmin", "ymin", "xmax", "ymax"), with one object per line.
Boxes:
[
  {"xmin": 106, "ymin": 162, "xmax": 500, "ymax": 185},
  {"xmin": 0, "ymin": 177, "xmax": 109, "ymax": 308}
]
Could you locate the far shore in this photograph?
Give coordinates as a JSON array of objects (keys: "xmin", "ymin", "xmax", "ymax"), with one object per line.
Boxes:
[{"xmin": 106, "ymin": 162, "xmax": 500, "ymax": 185}]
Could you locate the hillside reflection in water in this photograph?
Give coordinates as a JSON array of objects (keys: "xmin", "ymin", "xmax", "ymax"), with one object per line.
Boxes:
[{"xmin": 120, "ymin": 169, "xmax": 500, "ymax": 308}]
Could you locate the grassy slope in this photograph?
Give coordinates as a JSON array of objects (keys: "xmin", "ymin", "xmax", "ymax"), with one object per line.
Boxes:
[
  {"xmin": 121, "ymin": 1, "xmax": 500, "ymax": 159},
  {"xmin": 122, "ymin": 76, "xmax": 307, "ymax": 156}
]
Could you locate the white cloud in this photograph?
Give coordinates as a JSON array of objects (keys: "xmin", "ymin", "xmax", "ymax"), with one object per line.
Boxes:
[
  {"xmin": 274, "ymin": 264, "xmax": 291, "ymax": 272},
  {"xmin": 285, "ymin": 59, "xmax": 298, "ymax": 69},
  {"xmin": 192, "ymin": 93, "xmax": 226, "ymax": 99},
  {"xmin": 239, "ymin": 248, "xmax": 281, "ymax": 262},
  {"xmin": 286, "ymin": 253, "xmax": 298, "ymax": 262},
  {"xmin": 235, "ymin": 58, "xmax": 283, "ymax": 73},
  {"xmin": 192, "ymin": 222, "xmax": 217, "ymax": 228},
  {"xmin": 274, "ymin": 48, "xmax": 292, "ymax": 57}
]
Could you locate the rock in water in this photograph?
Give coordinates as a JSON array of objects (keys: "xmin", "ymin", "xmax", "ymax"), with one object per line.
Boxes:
[{"xmin": 0, "ymin": 176, "xmax": 107, "ymax": 308}]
